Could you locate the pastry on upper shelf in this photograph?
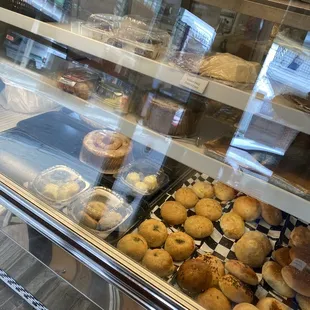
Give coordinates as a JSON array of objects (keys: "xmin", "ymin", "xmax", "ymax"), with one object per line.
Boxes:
[
  {"xmin": 199, "ymin": 53, "xmax": 260, "ymax": 84},
  {"xmin": 80, "ymin": 130, "xmax": 132, "ymax": 174}
]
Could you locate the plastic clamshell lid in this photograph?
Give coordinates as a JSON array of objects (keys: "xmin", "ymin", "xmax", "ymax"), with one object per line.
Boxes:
[{"xmin": 69, "ymin": 186, "xmax": 133, "ymax": 239}]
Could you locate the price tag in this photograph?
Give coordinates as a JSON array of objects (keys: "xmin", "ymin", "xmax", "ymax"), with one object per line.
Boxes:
[
  {"xmin": 180, "ymin": 73, "xmax": 209, "ymax": 94},
  {"xmin": 290, "ymin": 259, "xmax": 307, "ymax": 271}
]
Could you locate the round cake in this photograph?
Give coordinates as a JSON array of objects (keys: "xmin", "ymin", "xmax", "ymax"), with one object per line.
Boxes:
[{"xmin": 80, "ymin": 130, "xmax": 132, "ymax": 173}]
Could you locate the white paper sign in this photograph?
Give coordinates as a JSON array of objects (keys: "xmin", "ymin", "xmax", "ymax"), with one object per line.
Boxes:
[
  {"xmin": 180, "ymin": 73, "xmax": 209, "ymax": 94},
  {"xmin": 290, "ymin": 258, "xmax": 307, "ymax": 271}
]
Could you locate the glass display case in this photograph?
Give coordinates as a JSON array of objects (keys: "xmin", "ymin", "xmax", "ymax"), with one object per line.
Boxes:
[{"xmin": 0, "ymin": 0, "xmax": 310, "ymax": 309}]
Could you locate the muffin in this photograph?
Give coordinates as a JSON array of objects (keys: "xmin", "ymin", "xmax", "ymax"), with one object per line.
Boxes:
[
  {"xmin": 117, "ymin": 233, "xmax": 148, "ymax": 261},
  {"xmin": 164, "ymin": 232, "xmax": 195, "ymax": 261},
  {"xmin": 142, "ymin": 249, "xmax": 175, "ymax": 277},
  {"xmin": 197, "ymin": 288, "xmax": 231, "ymax": 310},
  {"xmin": 192, "ymin": 182, "xmax": 214, "ymax": 199},
  {"xmin": 213, "ymin": 182, "xmax": 235, "ymax": 201},
  {"xmin": 196, "ymin": 254, "xmax": 225, "ymax": 287},
  {"xmin": 175, "ymin": 188, "xmax": 199, "ymax": 209},
  {"xmin": 184, "ymin": 215, "xmax": 213, "ymax": 239},
  {"xmin": 195, "ymin": 198, "xmax": 222, "ymax": 221},
  {"xmin": 233, "ymin": 196, "xmax": 261, "ymax": 222},
  {"xmin": 160, "ymin": 201, "xmax": 187, "ymax": 225},
  {"xmin": 177, "ymin": 259, "xmax": 212, "ymax": 294},
  {"xmin": 138, "ymin": 219, "xmax": 168, "ymax": 248},
  {"xmin": 220, "ymin": 212, "xmax": 245, "ymax": 239}
]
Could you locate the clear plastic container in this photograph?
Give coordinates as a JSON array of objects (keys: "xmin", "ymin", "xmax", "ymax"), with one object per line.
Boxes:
[
  {"xmin": 32, "ymin": 165, "xmax": 89, "ymax": 209},
  {"xmin": 81, "ymin": 14, "xmax": 122, "ymax": 43},
  {"xmin": 117, "ymin": 159, "xmax": 169, "ymax": 196},
  {"xmin": 68, "ymin": 186, "xmax": 133, "ymax": 239},
  {"xmin": 57, "ymin": 67, "xmax": 100, "ymax": 100}
]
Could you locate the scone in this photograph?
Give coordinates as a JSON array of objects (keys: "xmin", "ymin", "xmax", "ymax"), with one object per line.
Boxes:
[
  {"xmin": 177, "ymin": 259, "xmax": 212, "ymax": 294},
  {"xmin": 235, "ymin": 231, "xmax": 271, "ymax": 267},
  {"xmin": 192, "ymin": 182, "xmax": 214, "ymax": 199},
  {"xmin": 262, "ymin": 261, "xmax": 295, "ymax": 297},
  {"xmin": 196, "ymin": 254, "xmax": 225, "ymax": 287},
  {"xmin": 234, "ymin": 304, "xmax": 258, "ymax": 310},
  {"xmin": 220, "ymin": 212, "xmax": 245, "ymax": 239},
  {"xmin": 289, "ymin": 226, "xmax": 310, "ymax": 248},
  {"xmin": 213, "ymin": 182, "xmax": 235, "ymax": 201},
  {"xmin": 272, "ymin": 247, "xmax": 291, "ymax": 267},
  {"xmin": 219, "ymin": 274, "xmax": 253, "ymax": 303},
  {"xmin": 160, "ymin": 201, "xmax": 187, "ymax": 225},
  {"xmin": 175, "ymin": 187, "xmax": 199, "ymax": 209},
  {"xmin": 184, "ymin": 215, "xmax": 213, "ymax": 239},
  {"xmin": 138, "ymin": 219, "xmax": 168, "ymax": 248},
  {"xmin": 142, "ymin": 249, "xmax": 175, "ymax": 277},
  {"xmin": 195, "ymin": 198, "xmax": 222, "ymax": 221},
  {"xmin": 117, "ymin": 233, "xmax": 148, "ymax": 261},
  {"xmin": 260, "ymin": 202, "xmax": 282, "ymax": 226},
  {"xmin": 225, "ymin": 260, "xmax": 258, "ymax": 286},
  {"xmin": 256, "ymin": 297, "xmax": 289, "ymax": 310},
  {"xmin": 164, "ymin": 232, "xmax": 195, "ymax": 261},
  {"xmin": 296, "ymin": 294, "xmax": 310, "ymax": 310},
  {"xmin": 197, "ymin": 288, "xmax": 231, "ymax": 310},
  {"xmin": 233, "ymin": 196, "xmax": 261, "ymax": 222}
]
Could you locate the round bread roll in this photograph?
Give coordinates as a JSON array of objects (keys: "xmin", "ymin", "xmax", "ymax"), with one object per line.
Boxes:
[
  {"xmin": 160, "ymin": 201, "xmax": 187, "ymax": 225},
  {"xmin": 214, "ymin": 182, "xmax": 235, "ymax": 201},
  {"xmin": 197, "ymin": 288, "xmax": 231, "ymax": 310},
  {"xmin": 177, "ymin": 259, "xmax": 212, "ymax": 294},
  {"xmin": 219, "ymin": 274, "xmax": 253, "ymax": 303},
  {"xmin": 289, "ymin": 246, "xmax": 310, "ymax": 265},
  {"xmin": 233, "ymin": 304, "xmax": 258, "ymax": 310},
  {"xmin": 195, "ymin": 198, "xmax": 222, "ymax": 221},
  {"xmin": 281, "ymin": 265, "xmax": 310, "ymax": 297},
  {"xmin": 235, "ymin": 232, "xmax": 271, "ymax": 268},
  {"xmin": 175, "ymin": 188, "xmax": 199, "ymax": 209},
  {"xmin": 256, "ymin": 297, "xmax": 288, "ymax": 310},
  {"xmin": 225, "ymin": 260, "xmax": 258, "ymax": 286},
  {"xmin": 138, "ymin": 219, "xmax": 168, "ymax": 248},
  {"xmin": 164, "ymin": 232, "xmax": 195, "ymax": 261},
  {"xmin": 184, "ymin": 215, "xmax": 213, "ymax": 239},
  {"xmin": 220, "ymin": 212, "xmax": 245, "ymax": 239},
  {"xmin": 296, "ymin": 293, "xmax": 310, "ymax": 310},
  {"xmin": 262, "ymin": 261, "xmax": 295, "ymax": 297},
  {"xmin": 233, "ymin": 196, "xmax": 261, "ymax": 222},
  {"xmin": 289, "ymin": 226, "xmax": 310, "ymax": 248},
  {"xmin": 142, "ymin": 249, "xmax": 175, "ymax": 277},
  {"xmin": 260, "ymin": 202, "xmax": 283, "ymax": 226},
  {"xmin": 192, "ymin": 182, "xmax": 214, "ymax": 199},
  {"xmin": 272, "ymin": 247, "xmax": 291, "ymax": 267},
  {"xmin": 196, "ymin": 254, "xmax": 225, "ymax": 287},
  {"xmin": 117, "ymin": 233, "xmax": 148, "ymax": 261}
]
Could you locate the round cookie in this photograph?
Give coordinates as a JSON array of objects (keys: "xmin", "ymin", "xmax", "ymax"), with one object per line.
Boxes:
[
  {"xmin": 262, "ymin": 261, "xmax": 295, "ymax": 298},
  {"xmin": 177, "ymin": 259, "xmax": 212, "ymax": 294},
  {"xmin": 220, "ymin": 212, "xmax": 245, "ymax": 239},
  {"xmin": 296, "ymin": 294, "xmax": 310, "ymax": 310},
  {"xmin": 196, "ymin": 254, "xmax": 225, "ymax": 287},
  {"xmin": 197, "ymin": 288, "xmax": 231, "ymax": 310},
  {"xmin": 219, "ymin": 274, "xmax": 253, "ymax": 303},
  {"xmin": 160, "ymin": 201, "xmax": 187, "ymax": 225},
  {"xmin": 260, "ymin": 202, "xmax": 282, "ymax": 226},
  {"xmin": 138, "ymin": 219, "xmax": 168, "ymax": 248},
  {"xmin": 175, "ymin": 187, "xmax": 199, "ymax": 209},
  {"xmin": 195, "ymin": 198, "xmax": 222, "ymax": 221},
  {"xmin": 225, "ymin": 260, "xmax": 258, "ymax": 286},
  {"xmin": 213, "ymin": 182, "xmax": 235, "ymax": 201},
  {"xmin": 184, "ymin": 215, "xmax": 213, "ymax": 239},
  {"xmin": 117, "ymin": 233, "xmax": 148, "ymax": 261},
  {"xmin": 234, "ymin": 304, "xmax": 258, "ymax": 310},
  {"xmin": 233, "ymin": 196, "xmax": 261, "ymax": 222},
  {"xmin": 256, "ymin": 297, "xmax": 289, "ymax": 310},
  {"xmin": 272, "ymin": 247, "xmax": 291, "ymax": 267},
  {"xmin": 164, "ymin": 232, "xmax": 195, "ymax": 261},
  {"xmin": 289, "ymin": 226, "xmax": 310, "ymax": 248},
  {"xmin": 192, "ymin": 182, "xmax": 214, "ymax": 199},
  {"xmin": 142, "ymin": 249, "xmax": 175, "ymax": 277}
]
